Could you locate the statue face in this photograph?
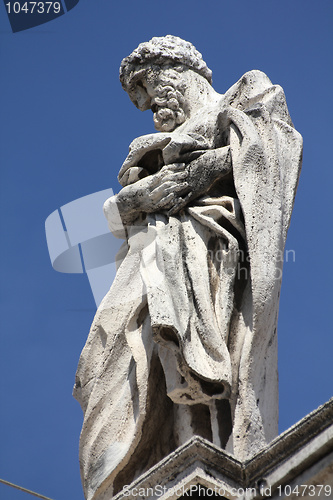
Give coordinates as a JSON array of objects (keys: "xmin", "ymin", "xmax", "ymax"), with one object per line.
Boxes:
[{"xmin": 133, "ymin": 67, "xmax": 187, "ymax": 132}]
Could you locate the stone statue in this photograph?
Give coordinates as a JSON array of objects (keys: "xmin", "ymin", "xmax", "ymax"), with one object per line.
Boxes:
[{"xmin": 73, "ymin": 36, "xmax": 302, "ymax": 500}]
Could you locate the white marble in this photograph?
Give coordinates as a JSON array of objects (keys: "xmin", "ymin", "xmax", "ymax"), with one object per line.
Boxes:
[{"xmin": 73, "ymin": 35, "xmax": 303, "ymax": 500}]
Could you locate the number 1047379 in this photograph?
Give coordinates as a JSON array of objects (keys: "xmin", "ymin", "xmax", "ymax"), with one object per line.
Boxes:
[
  {"xmin": 277, "ymin": 484, "xmax": 332, "ymax": 497},
  {"xmin": 5, "ymin": 2, "xmax": 61, "ymax": 14}
]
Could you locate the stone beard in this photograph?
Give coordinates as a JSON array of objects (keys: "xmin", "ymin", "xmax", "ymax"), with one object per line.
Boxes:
[
  {"xmin": 73, "ymin": 36, "xmax": 303, "ymax": 500},
  {"xmin": 149, "ymin": 68, "xmax": 187, "ymax": 131}
]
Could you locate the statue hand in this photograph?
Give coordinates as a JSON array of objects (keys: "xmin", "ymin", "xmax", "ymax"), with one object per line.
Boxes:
[
  {"xmin": 145, "ymin": 162, "xmax": 191, "ymax": 211},
  {"xmin": 114, "ymin": 146, "xmax": 231, "ymax": 222},
  {"xmin": 114, "ymin": 163, "xmax": 190, "ymax": 222},
  {"xmin": 168, "ymin": 146, "xmax": 232, "ymax": 215}
]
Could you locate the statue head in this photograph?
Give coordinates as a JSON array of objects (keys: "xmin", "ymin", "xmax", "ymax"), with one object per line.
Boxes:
[{"xmin": 119, "ymin": 35, "xmax": 213, "ymax": 132}]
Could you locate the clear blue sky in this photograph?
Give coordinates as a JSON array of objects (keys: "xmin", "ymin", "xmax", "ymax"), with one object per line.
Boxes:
[{"xmin": 0, "ymin": 1, "xmax": 332, "ymax": 499}]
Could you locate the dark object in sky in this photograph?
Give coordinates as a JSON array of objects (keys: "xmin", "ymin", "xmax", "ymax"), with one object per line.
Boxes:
[{"xmin": 4, "ymin": 0, "xmax": 80, "ymax": 33}]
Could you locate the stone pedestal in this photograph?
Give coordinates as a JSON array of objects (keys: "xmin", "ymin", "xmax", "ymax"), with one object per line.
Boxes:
[{"xmin": 112, "ymin": 399, "xmax": 333, "ymax": 500}]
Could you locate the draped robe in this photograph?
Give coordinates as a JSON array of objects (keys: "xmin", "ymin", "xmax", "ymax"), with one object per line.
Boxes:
[{"xmin": 73, "ymin": 70, "xmax": 302, "ymax": 500}]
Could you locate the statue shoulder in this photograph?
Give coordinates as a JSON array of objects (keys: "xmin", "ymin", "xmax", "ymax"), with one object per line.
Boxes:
[
  {"xmin": 239, "ymin": 69, "xmax": 272, "ymax": 87},
  {"xmin": 224, "ymin": 70, "xmax": 274, "ymax": 108}
]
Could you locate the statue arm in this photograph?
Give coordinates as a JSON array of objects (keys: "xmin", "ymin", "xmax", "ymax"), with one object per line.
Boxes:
[
  {"xmin": 168, "ymin": 145, "xmax": 232, "ymax": 215},
  {"xmin": 185, "ymin": 146, "xmax": 231, "ymax": 194},
  {"xmin": 104, "ymin": 133, "xmax": 232, "ymax": 230},
  {"xmin": 104, "ymin": 163, "xmax": 190, "ymax": 228}
]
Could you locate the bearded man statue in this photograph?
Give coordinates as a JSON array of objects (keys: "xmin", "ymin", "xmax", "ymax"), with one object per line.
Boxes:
[{"xmin": 73, "ymin": 35, "xmax": 303, "ymax": 500}]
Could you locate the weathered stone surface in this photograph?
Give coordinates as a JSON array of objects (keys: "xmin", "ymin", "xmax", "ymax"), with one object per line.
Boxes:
[
  {"xmin": 73, "ymin": 36, "xmax": 303, "ymax": 500},
  {"xmin": 112, "ymin": 398, "xmax": 333, "ymax": 500}
]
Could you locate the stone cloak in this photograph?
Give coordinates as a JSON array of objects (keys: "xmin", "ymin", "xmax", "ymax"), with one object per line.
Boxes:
[{"xmin": 73, "ymin": 70, "xmax": 302, "ymax": 500}]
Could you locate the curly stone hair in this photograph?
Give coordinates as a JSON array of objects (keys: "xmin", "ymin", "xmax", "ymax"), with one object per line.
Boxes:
[{"xmin": 119, "ymin": 35, "xmax": 213, "ymax": 93}]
